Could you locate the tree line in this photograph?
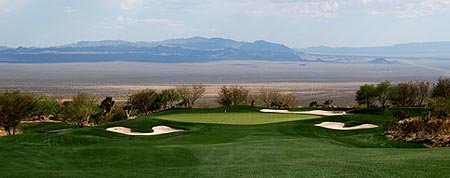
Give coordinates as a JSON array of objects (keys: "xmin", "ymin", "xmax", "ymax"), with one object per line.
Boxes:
[
  {"xmin": 355, "ymin": 77, "xmax": 450, "ymax": 110},
  {"xmin": 0, "ymin": 84, "xmax": 303, "ymax": 135}
]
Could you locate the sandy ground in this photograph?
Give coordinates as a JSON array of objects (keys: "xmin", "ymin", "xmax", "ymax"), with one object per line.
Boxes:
[
  {"xmin": 260, "ymin": 109, "xmax": 347, "ymax": 116},
  {"xmin": 314, "ymin": 122, "xmax": 378, "ymax": 130},
  {"xmin": 106, "ymin": 126, "xmax": 184, "ymax": 136},
  {"xmin": 48, "ymin": 128, "xmax": 72, "ymax": 133},
  {"xmin": 21, "ymin": 120, "xmax": 63, "ymax": 124}
]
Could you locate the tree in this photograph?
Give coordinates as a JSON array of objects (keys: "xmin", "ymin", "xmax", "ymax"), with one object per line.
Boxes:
[
  {"xmin": 111, "ymin": 103, "xmax": 128, "ymax": 122},
  {"xmin": 128, "ymin": 89, "xmax": 161, "ymax": 115},
  {"xmin": 376, "ymin": 81, "xmax": 391, "ymax": 111},
  {"xmin": 176, "ymin": 85, "xmax": 206, "ymax": 108},
  {"xmin": 279, "ymin": 93, "xmax": 299, "ymax": 108},
  {"xmin": 100, "ymin": 96, "xmax": 115, "ymax": 114},
  {"xmin": 415, "ymin": 81, "xmax": 430, "ymax": 106},
  {"xmin": 323, "ymin": 99, "xmax": 334, "ymax": 108},
  {"xmin": 390, "ymin": 82, "xmax": 417, "ymax": 107},
  {"xmin": 0, "ymin": 91, "xmax": 36, "ymax": 135},
  {"xmin": 63, "ymin": 92, "xmax": 98, "ymax": 127},
  {"xmin": 35, "ymin": 95, "xmax": 58, "ymax": 119},
  {"xmin": 258, "ymin": 88, "xmax": 281, "ymax": 107},
  {"xmin": 432, "ymin": 77, "xmax": 450, "ymax": 99},
  {"xmin": 160, "ymin": 89, "xmax": 180, "ymax": 109},
  {"xmin": 355, "ymin": 84, "xmax": 378, "ymax": 108},
  {"xmin": 426, "ymin": 97, "xmax": 450, "ymax": 119},
  {"xmin": 218, "ymin": 86, "xmax": 249, "ymax": 106},
  {"xmin": 88, "ymin": 96, "xmax": 116, "ymax": 126},
  {"xmin": 309, "ymin": 101, "xmax": 319, "ymax": 108},
  {"xmin": 258, "ymin": 88, "xmax": 298, "ymax": 108}
]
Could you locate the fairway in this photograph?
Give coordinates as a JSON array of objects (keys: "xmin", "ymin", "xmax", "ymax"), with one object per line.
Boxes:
[
  {"xmin": 155, "ymin": 112, "xmax": 320, "ymax": 125},
  {"xmin": 0, "ymin": 107, "xmax": 450, "ymax": 177}
]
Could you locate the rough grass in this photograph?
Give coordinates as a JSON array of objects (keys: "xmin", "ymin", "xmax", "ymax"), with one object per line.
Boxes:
[{"xmin": 0, "ymin": 106, "xmax": 449, "ymax": 177}]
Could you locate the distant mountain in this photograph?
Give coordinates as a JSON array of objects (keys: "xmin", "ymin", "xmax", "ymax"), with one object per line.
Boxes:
[
  {"xmin": 298, "ymin": 41, "xmax": 450, "ymax": 58},
  {"xmin": 0, "ymin": 37, "xmax": 303, "ymax": 63},
  {"xmin": 369, "ymin": 58, "xmax": 397, "ymax": 64}
]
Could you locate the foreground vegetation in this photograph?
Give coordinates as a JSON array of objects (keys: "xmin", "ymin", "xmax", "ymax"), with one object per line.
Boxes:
[{"xmin": 0, "ymin": 106, "xmax": 449, "ymax": 177}]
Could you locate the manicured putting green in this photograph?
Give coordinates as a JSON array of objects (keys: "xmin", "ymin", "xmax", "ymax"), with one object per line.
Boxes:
[{"xmin": 156, "ymin": 112, "xmax": 321, "ymax": 125}]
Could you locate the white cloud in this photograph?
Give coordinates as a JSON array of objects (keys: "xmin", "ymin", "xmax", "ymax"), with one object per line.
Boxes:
[
  {"xmin": 120, "ymin": 0, "xmax": 144, "ymax": 10},
  {"xmin": 363, "ymin": 0, "xmax": 450, "ymax": 17},
  {"xmin": 116, "ymin": 16, "xmax": 187, "ymax": 27},
  {"xmin": 221, "ymin": 0, "xmax": 340, "ymax": 18},
  {"xmin": 96, "ymin": 16, "xmax": 193, "ymax": 31},
  {"xmin": 0, "ymin": 0, "xmax": 29, "ymax": 16},
  {"xmin": 63, "ymin": 6, "xmax": 77, "ymax": 14}
]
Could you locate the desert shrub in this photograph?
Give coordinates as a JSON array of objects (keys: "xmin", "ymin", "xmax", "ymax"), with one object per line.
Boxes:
[
  {"xmin": 111, "ymin": 105, "xmax": 127, "ymax": 122},
  {"xmin": 393, "ymin": 110, "xmax": 410, "ymax": 121},
  {"xmin": 386, "ymin": 118, "xmax": 450, "ymax": 147},
  {"xmin": 309, "ymin": 101, "xmax": 319, "ymax": 108},
  {"xmin": 258, "ymin": 88, "xmax": 298, "ymax": 109},
  {"xmin": 218, "ymin": 86, "xmax": 249, "ymax": 106}
]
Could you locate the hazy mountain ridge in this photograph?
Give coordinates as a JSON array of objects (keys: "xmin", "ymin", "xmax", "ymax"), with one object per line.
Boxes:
[
  {"xmin": 298, "ymin": 41, "xmax": 450, "ymax": 58},
  {"xmin": 0, "ymin": 37, "xmax": 302, "ymax": 63},
  {"xmin": 1, "ymin": 37, "xmax": 450, "ymax": 63}
]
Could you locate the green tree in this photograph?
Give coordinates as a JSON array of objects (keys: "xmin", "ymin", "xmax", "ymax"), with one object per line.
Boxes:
[
  {"xmin": 128, "ymin": 89, "xmax": 161, "ymax": 115},
  {"xmin": 35, "ymin": 95, "xmax": 58, "ymax": 119},
  {"xmin": 355, "ymin": 84, "xmax": 378, "ymax": 108},
  {"xmin": 390, "ymin": 82, "xmax": 417, "ymax": 107},
  {"xmin": 176, "ymin": 85, "xmax": 205, "ymax": 108},
  {"xmin": 432, "ymin": 77, "xmax": 450, "ymax": 99},
  {"xmin": 376, "ymin": 81, "xmax": 392, "ymax": 111},
  {"xmin": 160, "ymin": 89, "xmax": 180, "ymax": 109},
  {"xmin": 218, "ymin": 86, "xmax": 249, "ymax": 106},
  {"xmin": 426, "ymin": 97, "xmax": 450, "ymax": 119},
  {"xmin": 0, "ymin": 91, "xmax": 36, "ymax": 135},
  {"xmin": 64, "ymin": 92, "xmax": 98, "ymax": 127}
]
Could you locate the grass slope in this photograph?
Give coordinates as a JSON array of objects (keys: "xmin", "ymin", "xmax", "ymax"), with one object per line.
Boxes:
[{"xmin": 0, "ymin": 106, "xmax": 448, "ymax": 177}]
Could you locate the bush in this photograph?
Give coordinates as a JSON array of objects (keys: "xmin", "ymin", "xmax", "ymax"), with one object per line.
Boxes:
[{"xmin": 393, "ymin": 110, "xmax": 410, "ymax": 121}]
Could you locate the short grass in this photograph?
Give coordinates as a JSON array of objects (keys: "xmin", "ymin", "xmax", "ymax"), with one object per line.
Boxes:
[
  {"xmin": 0, "ymin": 106, "xmax": 449, "ymax": 177},
  {"xmin": 154, "ymin": 107, "xmax": 320, "ymax": 125}
]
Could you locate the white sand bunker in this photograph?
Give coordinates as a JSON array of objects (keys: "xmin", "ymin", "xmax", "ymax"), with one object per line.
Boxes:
[
  {"xmin": 260, "ymin": 109, "xmax": 347, "ymax": 116},
  {"xmin": 315, "ymin": 122, "xmax": 378, "ymax": 130},
  {"xmin": 106, "ymin": 126, "xmax": 184, "ymax": 136}
]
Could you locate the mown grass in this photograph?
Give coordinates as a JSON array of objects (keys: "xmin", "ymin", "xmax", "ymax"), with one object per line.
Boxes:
[{"xmin": 0, "ymin": 106, "xmax": 448, "ymax": 177}]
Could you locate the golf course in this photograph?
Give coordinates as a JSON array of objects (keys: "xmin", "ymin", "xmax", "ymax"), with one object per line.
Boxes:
[{"xmin": 0, "ymin": 106, "xmax": 449, "ymax": 178}]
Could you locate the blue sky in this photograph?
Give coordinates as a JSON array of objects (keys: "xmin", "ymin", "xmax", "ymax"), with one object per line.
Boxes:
[{"xmin": 1, "ymin": 0, "xmax": 450, "ymax": 48}]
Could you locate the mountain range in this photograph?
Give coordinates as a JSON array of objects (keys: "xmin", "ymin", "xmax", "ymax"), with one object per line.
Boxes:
[
  {"xmin": 0, "ymin": 37, "xmax": 449, "ymax": 63},
  {"xmin": 298, "ymin": 41, "xmax": 450, "ymax": 58},
  {"xmin": 0, "ymin": 37, "xmax": 301, "ymax": 63}
]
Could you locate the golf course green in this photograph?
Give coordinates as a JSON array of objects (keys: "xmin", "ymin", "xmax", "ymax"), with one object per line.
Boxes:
[
  {"xmin": 155, "ymin": 108, "xmax": 320, "ymax": 125},
  {"xmin": 0, "ymin": 106, "xmax": 449, "ymax": 177}
]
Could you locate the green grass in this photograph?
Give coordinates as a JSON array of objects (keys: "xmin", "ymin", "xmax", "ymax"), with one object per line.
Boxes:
[
  {"xmin": 154, "ymin": 108, "xmax": 320, "ymax": 125},
  {"xmin": 0, "ymin": 106, "xmax": 449, "ymax": 177}
]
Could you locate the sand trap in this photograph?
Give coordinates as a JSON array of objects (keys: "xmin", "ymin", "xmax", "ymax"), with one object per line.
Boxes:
[
  {"xmin": 48, "ymin": 128, "xmax": 72, "ymax": 133},
  {"xmin": 260, "ymin": 109, "xmax": 347, "ymax": 116},
  {"xmin": 314, "ymin": 122, "xmax": 378, "ymax": 130},
  {"xmin": 106, "ymin": 126, "xmax": 184, "ymax": 136},
  {"xmin": 21, "ymin": 120, "xmax": 63, "ymax": 124}
]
